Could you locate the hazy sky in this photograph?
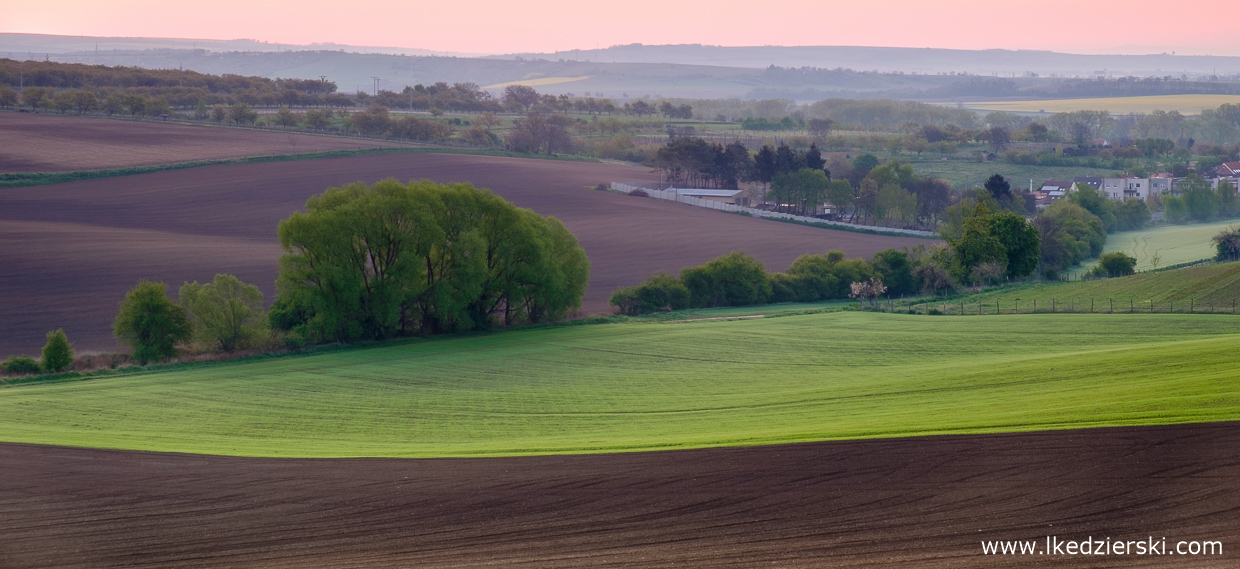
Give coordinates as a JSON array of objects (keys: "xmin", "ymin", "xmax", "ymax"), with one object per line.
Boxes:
[{"xmin": 5, "ymin": 0, "xmax": 1238, "ymax": 56}]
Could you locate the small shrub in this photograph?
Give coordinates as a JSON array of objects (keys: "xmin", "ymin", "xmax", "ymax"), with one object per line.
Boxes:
[
  {"xmin": 595, "ymin": 183, "xmax": 608, "ymax": 191},
  {"xmin": 1088, "ymin": 252, "xmax": 1138, "ymax": 278},
  {"xmin": 40, "ymin": 329, "xmax": 74, "ymax": 372},
  {"xmin": 628, "ymin": 188, "xmax": 649, "ymax": 197},
  {"xmin": 610, "ymin": 272, "xmax": 691, "ymax": 316},
  {"xmin": 2, "ymin": 355, "xmax": 41, "ymax": 375},
  {"xmin": 927, "ymin": 308, "xmax": 943, "ymax": 315}
]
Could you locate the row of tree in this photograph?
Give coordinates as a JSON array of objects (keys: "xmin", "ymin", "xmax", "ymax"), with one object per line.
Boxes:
[
  {"xmin": 1164, "ymin": 177, "xmax": 1239, "ymax": 224},
  {"xmin": 610, "ymin": 248, "xmax": 958, "ymax": 316}
]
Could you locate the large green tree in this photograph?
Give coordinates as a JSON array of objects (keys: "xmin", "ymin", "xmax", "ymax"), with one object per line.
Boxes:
[
  {"xmin": 275, "ymin": 179, "xmax": 587, "ymax": 341},
  {"xmin": 988, "ymin": 212, "xmax": 1041, "ymax": 278},
  {"xmin": 113, "ymin": 281, "xmax": 194, "ymax": 364},
  {"xmin": 179, "ymin": 274, "xmax": 268, "ymax": 352}
]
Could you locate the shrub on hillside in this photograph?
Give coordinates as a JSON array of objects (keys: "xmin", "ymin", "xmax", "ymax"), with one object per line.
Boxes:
[
  {"xmin": 1212, "ymin": 226, "xmax": 1240, "ymax": 261},
  {"xmin": 681, "ymin": 252, "xmax": 772, "ymax": 308},
  {"xmin": 40, "ymin": 329, "xmax": 74, "ymax": 373},
  {"xmin": 913, "ymin": 263, "xmax": 956, "ymax": 296},
  {"xmin": 628, "ymin": 188, "xmax": 649, "ymax": 197},
  {"xmin": 610, "ymin": 272, "xmax": 691, "ymax": 316},
  {"xmin": 1088, "ymin": 252, "xmax": 1138, "ymax": 278},
  {"xmin": 2, "ymin": 355, "xmax": 41, "ymax": 375},
  {"xmin": 770, "ymin": 250, "xmax": 875, "ymax": 303}
]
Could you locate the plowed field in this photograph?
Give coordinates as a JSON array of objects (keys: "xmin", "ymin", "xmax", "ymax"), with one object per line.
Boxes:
[
  {"xmin": 0, "ymin": 112, "xmax": 406, "ymax": 173},
  {"xmin": 0, "ymin": 153, "xmax": 929, "ymax": 355},
  {"xmin": 1, "ymin": 422, "xmax": 1235, "ymax": 568}
]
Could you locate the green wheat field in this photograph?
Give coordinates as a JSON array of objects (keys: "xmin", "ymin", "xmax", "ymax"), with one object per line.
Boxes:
[{"xmin": 2, "ymin": 312, "xmax": 1237, "ymax": 458}]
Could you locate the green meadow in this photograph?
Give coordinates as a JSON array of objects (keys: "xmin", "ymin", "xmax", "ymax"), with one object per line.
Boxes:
[
  {"xmin": 1085, "ymin": 220, "xmax": 1240, "ymax": 271},
  {"xmin": 963, "ymin": 260, "xmax": 1240, "ymax": 313},
  {"xmin": 2, "ymin": 312, "xmax": 1237, "ymax": 458}
]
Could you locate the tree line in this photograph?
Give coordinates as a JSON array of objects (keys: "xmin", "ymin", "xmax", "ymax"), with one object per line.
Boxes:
[{"xmin": 1, "ymin": 181, "xmax": 589, "ymax": 375}]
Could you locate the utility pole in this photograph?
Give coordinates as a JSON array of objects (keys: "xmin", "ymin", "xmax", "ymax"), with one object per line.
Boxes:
[
  {"xmin": 18, "ymin": 60, "xmax": 23, "ymax": 93},
  {"xmin": 372, "ymin": 77, "xmax": 379, "ymax": 96}
]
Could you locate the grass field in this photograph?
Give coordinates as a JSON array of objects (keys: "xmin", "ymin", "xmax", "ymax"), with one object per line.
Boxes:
[
  {"xmin": 2, "ymin": 312, "xmax": 1237, "ymax": 458},
  {"xmin": 961, "ymin": 94, "xmax": 1240, "ymax": 115},
  {"xmin": 1085, "ymin": 219, "xmax": 1240, "ymax": 271},
  {"xmin": 959, "ymin": 260, "xmax": 1240, "ymax": 314}
]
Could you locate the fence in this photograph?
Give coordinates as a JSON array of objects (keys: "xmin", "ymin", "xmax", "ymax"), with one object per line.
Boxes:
[
  {"xmin": 859, "ymin": 296, "xmax": 1240, "ymax": 316},
  {"xmin": 611, "ymin": 183, "xmax": 938, "ymax": 238}
]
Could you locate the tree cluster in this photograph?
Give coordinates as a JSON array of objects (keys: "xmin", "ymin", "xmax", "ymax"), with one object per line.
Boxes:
[
  {"xmin": 1163, "ymin": 177, "xmax": 1238, "ymax": 224},
  {"xmin": 273, "ymin": 180, "xmax": 589, "ymax": 342},
  {"xmin": 611, "ymin": 247, "xmax": 956, "ymax": 316},
  {"xmin": 943, "ymin": 201, "xmax": 1041, "ymax": 284}
]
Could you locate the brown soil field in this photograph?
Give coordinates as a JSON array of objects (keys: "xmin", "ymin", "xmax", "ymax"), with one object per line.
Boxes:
[
  {"xmin": 1, "ymin": 422, "xmax": 1235, "ymax": 568},
  {"xmin": 0, "ymin": 112, "xmax": 407, "ymax": 173},
  {"xmin": 0, "ymin": 153, "xmax": 929, "ymax": 356}
]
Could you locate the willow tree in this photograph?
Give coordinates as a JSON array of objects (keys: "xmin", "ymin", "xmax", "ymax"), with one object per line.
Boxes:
[{"xmin": 274, "ymin": 179, "xmax": 588, "ymax": 342}]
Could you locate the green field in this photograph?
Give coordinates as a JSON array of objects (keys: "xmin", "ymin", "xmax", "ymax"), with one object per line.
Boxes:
[
  {"xmin": 961, "ymin": 94, "xmax": 1240, "ymax": 115},
  {"xmin": 2, "ymin": 312, "xmax": 1237, "ymax": 458},
  {"xmin": 960, "ymin": 261, "xmax": 1240, "ymax": 314},
  {"xmin": 1087, "ymin": 220, "xmax": 1240, "ymax": 271}
]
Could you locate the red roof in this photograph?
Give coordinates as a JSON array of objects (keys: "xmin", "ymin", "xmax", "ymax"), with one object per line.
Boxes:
[{"xmin": 1220, "ymin": 162, "xmax": 1240, "ymax": 176}]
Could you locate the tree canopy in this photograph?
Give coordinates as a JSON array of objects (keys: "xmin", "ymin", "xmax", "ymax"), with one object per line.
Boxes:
[
  {"xmin": 274, "ymin": 179, "xmax": 588, "ymax": 342},
  {"xmin": 113, "ymin": 281, "xmax": 194, "ymax": 364}
]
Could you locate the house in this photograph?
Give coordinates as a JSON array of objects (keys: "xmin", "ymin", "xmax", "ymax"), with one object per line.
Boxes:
[
  {"xmin": 1149, "ymin": 173, "xmax": 1174, "ymax": 196},
  {"xmin": 1033, "ymin": 180, "xmax": 1071, "ymax": 209},
  {"xmin": 1101, "ymin": 175, "xmax": 1149, "ymax": 201},
  {"xmin": 1217, "ymin": 162, "xmax": 1240, "ymax": 177},
  {"xmin": 1072, "ymin": 177, "xmax": 1103, "ymax": 192}
]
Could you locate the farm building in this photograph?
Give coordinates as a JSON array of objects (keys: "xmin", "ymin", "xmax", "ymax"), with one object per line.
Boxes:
[{"xmin": 667, "ymin": 188, "xmax": 746, "ymax": 205}]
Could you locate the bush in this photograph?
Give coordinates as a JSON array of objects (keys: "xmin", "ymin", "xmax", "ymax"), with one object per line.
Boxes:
[
  {"xmin": 2, "ymin": 355, "xmax": 41, "ymax": 375},
  {"xmin": 1212, "ymin": 226, "xmax": 1240, "ymax": 261},
  {"xmin": 1089, "ymin": 252, "xmax": 1138, "ymax": 278},
  {"xmin": 628, "ymin": 189, "xmax": 649, "ymax": 197},
  {"xmin": 913, "ymin": 264, "xmax": 955, "ymax": 296},
  {"xmin": 40, "ymin": 329, "xmax": 74, "ymax": 372},
  {"xmin": 681, "ymin": 252, "xmax": 771, "ymax": 308},
  {"xmin": 609, "ymin": 272, "xmax": 691, "ymax": 316}
]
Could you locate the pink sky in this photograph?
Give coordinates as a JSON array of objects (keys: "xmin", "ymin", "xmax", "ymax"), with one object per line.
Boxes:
[{"xmin": 5, "ymin": 0, "xmax": 1239, "ymax": 56}]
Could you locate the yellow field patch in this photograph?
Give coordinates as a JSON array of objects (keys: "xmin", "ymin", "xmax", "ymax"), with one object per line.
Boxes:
[
  {"xmin": 962, "ymin": 94, "xmax": 1240, "ymax": 115},
  {"xmin": 485, "ymin": 76, "xmax": 591, "ymax": 89}
]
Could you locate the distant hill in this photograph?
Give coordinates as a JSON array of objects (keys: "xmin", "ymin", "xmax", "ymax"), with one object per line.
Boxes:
[
  {"xmin": 499, "ymin": 44, "xmax": 1240, "ymax": 79},
  {"xmin": 3, "ymin": 34, "xmax": 1238, "ymax": 102},
  {"xmin": 0, "ymin": 32, "xmax": 475, "ymax": 58}
]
